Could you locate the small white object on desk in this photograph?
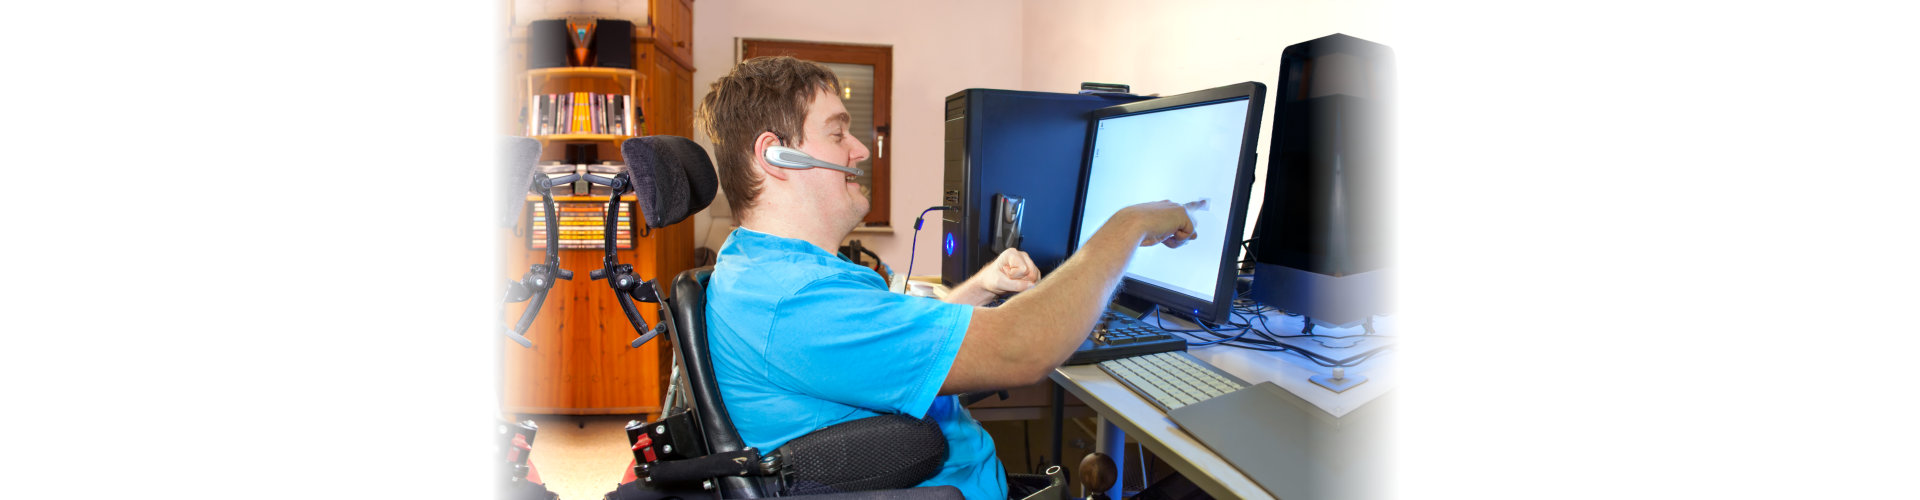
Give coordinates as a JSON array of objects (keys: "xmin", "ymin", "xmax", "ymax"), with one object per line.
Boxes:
[{"xmin": 892, "ymin": 274, "xmax": 949, "ymax": 299}]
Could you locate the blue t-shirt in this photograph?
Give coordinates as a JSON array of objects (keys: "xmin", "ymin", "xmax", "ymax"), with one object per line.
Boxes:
[{"xmin": 706, "ymin": 227, "xmax": 1006, "ymax": 500}]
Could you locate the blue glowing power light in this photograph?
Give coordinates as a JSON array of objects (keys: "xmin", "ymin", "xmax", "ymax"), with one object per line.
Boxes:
[{"xmin": 944, "ymin": 233, "xmax": 956, "ymax": 257}]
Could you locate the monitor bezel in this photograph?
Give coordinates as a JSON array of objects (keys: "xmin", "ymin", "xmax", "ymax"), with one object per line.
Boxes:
[{"xmin": 1067, "ymin": 81, "xmax": 1267, "ymax": 325}]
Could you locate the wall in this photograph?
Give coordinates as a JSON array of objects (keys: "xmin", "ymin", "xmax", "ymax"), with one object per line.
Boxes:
[
  {"xmin": 1022, "ymin": 0, "xmax": 1398, "ymax": 244},
  {"xmin": 690, "ymin": 0, "xmax": 1026, "ymax": 279},
  {"xmin": 510, "ymin": 0, "xmax": 651, "ymax": 27},
  {"xmin": 694, "ymin": 0, "xmax": 1396, "ymax": 279}
]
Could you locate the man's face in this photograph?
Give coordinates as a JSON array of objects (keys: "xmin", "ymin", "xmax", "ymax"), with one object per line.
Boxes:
[{"xmin": 792, "ymin": 87, "xmax": 872, "ymax": 227}]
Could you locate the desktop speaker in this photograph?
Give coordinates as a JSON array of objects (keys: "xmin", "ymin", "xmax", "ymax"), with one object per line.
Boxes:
[
  {"xmin": 593, "ymin": 19, "xmax": 634, "ymax": 69},
  {"xmin": 526, "ymin": 19, "xmax": 570, "ymax": 69}
]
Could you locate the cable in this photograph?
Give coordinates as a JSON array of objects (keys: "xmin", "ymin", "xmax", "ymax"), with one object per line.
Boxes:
[
  {"xmin": 1162, "ymin": 307, "xmax": 1394, "ymax": 367},
  {"xmin": 903, "ymin": 206, "xmax": 954, "ymax": 286},
  {"xmin": 1153, "ymin": 313, "xmax": 1255, "ymax": 347}
]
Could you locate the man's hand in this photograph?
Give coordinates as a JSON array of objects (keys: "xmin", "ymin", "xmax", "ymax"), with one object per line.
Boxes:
[
  {"xmin": 1124, "ymin": 199, "xmax": 1205, "ymax": 248},
  {"xmin": 981, "ymin": 248, "xmax": 1042, "ymax": 294},
  {"xmin": 943, "ymin": 248, "xmax": 1042, "ymax": 306}
]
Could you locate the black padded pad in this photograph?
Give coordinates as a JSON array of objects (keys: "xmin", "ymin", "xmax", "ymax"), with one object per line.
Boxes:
[{"xmin": 624, "ymin": 136, "xmax": 718, "ymax": 228}]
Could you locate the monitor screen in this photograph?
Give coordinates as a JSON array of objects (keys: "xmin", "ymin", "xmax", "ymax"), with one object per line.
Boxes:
[{"xmin": 1070, "ymin": 82, "xmax": 1266, "ymax": 324}]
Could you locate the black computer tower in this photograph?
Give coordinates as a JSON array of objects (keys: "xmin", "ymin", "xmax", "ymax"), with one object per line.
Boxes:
[
  {"xmin": 1251, "ymin": 33, "xmax": 1395, "ymax": 327},
  {"xmin": 941, "ymin": 89, "xmax": 1150, "ymax": 285}
]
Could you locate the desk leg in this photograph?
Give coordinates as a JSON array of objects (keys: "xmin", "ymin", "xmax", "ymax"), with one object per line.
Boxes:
[
  {"xmin": 1050, "ymin": 383, "xmax": 1064, "ymax": 468},
  {"xmin": 1095, "ymin": 417, "xmax": 1125, "ymax": 500}
]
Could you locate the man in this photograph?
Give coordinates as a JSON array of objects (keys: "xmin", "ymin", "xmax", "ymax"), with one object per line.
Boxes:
[{"xmin": 699, "ymin": 56, "xmax": 1199, "ymax": 499}]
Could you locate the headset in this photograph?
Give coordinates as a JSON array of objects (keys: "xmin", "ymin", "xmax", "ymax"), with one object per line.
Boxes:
[{"xmin": 764, "ymin": 145, "xmax": 866, "ymax": 176}]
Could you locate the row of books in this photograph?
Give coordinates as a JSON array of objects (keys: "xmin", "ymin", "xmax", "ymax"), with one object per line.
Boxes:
[
  {"xmin": 528, "ymin": 201, "xmax": 634, "ymax": 250},
  {"xmin": 527, "ymin": 92, "xmax": 641, "ymax": 136}
]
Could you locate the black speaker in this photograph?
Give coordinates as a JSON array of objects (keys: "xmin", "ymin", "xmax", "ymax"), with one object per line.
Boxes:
[
  {"xmin": 527, "ymin": 19, "xmax": 570, "ymax": 69},
  {"xmin": 594, "ymin": 19, "xmax": 634, "ymax": 69}
]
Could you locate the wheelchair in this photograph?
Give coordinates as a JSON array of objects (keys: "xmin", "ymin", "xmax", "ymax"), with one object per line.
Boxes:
[
  {"xmin": 580, "ymin": 136, "xmax": 1062, "ymax": 499},
  {"xmin": 600, "ymin": 267, "xmax": 1064, "ymax": 500}
]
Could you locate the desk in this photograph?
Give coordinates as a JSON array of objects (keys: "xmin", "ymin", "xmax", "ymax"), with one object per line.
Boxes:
[
  {"xmin": 1051, "ymin": 365, "xmax": 1275, "ymax": 499},
  {"xmin": 1048, "ymin": 313, "xmax": 1395, "ymax": 500}
]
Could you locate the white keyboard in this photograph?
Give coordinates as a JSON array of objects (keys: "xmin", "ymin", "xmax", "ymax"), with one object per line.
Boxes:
[{"xmin": 1098, "ymin": 351, "xmax": 1250, "ymax": 413}]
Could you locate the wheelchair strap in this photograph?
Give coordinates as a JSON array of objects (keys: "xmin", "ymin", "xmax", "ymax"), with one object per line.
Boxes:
[{"xmin": 645, "ymin": 448, "xmax": 766, "ymax": 483}]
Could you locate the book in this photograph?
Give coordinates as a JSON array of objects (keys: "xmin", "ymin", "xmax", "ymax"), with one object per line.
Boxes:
[
  {"xmin": 525, "ymin": 98, "xmax": 536, "ymax": 136},
  {"xmin": 611, "ymin": 94, "xmax": 627, "ymax": 136},
  {"xmin": 540, "ymin": 94, "xmax": 555, "ymax": 135},
  {"xmin": 594, "ymin": 93, "xmax": 606, "ymax": 134},
  {"xmin": 572, "ymin": 91, "xmax": 590, "ymax": 134}
]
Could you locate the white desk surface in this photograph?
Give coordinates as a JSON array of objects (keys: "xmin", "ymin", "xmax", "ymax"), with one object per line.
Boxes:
[
  {"xmin": 1049, "ymin": 310, "xmax": 1397, "ymax": 499},
  {"xmin": 1161, "ymin": 312, "xmax": 1397, "ymax": 418}
]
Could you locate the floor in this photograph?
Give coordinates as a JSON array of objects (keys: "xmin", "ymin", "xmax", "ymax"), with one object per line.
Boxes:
[{"xmin": 525, "ymin": 414, "xmax": 644, "ymax": 500}]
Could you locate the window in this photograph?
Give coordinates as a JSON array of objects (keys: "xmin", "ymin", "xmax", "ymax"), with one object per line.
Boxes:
[{"xmin": 741, "ymin": 39, "xmax": 893, "ymax": 227}]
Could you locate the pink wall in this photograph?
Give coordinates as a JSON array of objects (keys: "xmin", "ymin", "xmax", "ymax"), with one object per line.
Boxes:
[
  {"xmin": 693, "ymin": 0, "xmax": 1395, "ymax": 280},
  {"xmin": 1021, "ymin": 0, "xmax": 1398, "ymax": 244},
  {"xmin": 691, "ymin": 0, "xmax": 1026, "ymax": 280}
]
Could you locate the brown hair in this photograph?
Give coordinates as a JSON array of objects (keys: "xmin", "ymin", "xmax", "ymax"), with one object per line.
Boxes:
[{"xmin": 697, "ymin": 56, "xmax": 841, "ymax": 218}]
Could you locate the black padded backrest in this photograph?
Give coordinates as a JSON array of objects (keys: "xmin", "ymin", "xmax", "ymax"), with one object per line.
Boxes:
[{"xmin": 669, "ymin": 267, "xmax": 770, "ymax": 498}]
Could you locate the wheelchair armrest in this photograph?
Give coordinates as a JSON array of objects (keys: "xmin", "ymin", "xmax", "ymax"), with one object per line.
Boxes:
[
  {"xmin": 779, "ymin": 486, "xmax": 963, "ymax": 500},
  {"xmin": 956, "ymin": 390, "xmax": 1010, "ymax": 407}
]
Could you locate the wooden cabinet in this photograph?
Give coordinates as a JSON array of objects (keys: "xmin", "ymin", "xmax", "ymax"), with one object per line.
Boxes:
[
  {"xmin": 635, "ymin": 7, "xmax": 695, "ymax": 139},
  {"xmin": 503, "ymin": 11, "xmax": 696, "ymax": 417},
  {"xmin": 644, "ymin": 44, "xmax": 695, "ymax": 138},
  {"xmin": 502, "ymin": 213, "xmax": 690, "ymax": 415},
  {"xmin": 648, "ymin": 0, "xmax": 694, "ymax": 69}
]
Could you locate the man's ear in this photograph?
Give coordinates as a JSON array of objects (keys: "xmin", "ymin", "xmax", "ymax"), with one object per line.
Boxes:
[{"xmin": 752, "ymin": 131, "xmax": 790, "ymax": 181}]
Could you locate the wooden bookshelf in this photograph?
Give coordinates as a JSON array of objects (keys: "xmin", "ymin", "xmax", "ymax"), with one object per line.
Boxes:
[
  {"xmin": 538, "ymin": 133, "xmax": 631, "ymax": 142},
  {"xmin": 503, "ymin": 9, "xmax": 698, "ymax": 418},
  {"xmin": 526, "ymin": 66, "xmax": 639, "ymax": 79}
]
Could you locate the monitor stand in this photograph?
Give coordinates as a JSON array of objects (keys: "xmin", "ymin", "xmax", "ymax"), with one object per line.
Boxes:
[
  {"xmin": 1309, "ymin": 367, "xmax": 1368, "ymax": 393},
  {"xmin": 1107, "ymin": 293, "xmax": 1157, "ymax": 320}
]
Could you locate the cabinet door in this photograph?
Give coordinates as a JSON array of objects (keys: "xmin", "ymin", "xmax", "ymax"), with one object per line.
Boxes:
[
  {"xmin": 650, "ymin": 0, "xmax": 693, "ymax": 66},
  {"xmin": 671, "ymin": 63, "xmax": 693, "ymax": 137},
  {"xmin": 634, "ymin": 41, "xmax": 658, "ymax": 136},
  {"xmin": 648, "ymin": 46, "xmax": 694, "ymax": 138}
]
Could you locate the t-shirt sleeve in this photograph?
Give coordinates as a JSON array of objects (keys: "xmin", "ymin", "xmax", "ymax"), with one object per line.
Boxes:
[{"xmin": 764, "ymin": 273, "xmax": 973, "ymax": 418}]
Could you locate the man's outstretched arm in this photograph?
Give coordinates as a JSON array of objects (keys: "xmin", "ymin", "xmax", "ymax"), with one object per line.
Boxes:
[{"xmin": 940, "ymin": 200, "xmax": 1200, "ymax": 395}]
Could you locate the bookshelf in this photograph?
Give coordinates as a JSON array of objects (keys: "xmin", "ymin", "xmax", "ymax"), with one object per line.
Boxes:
[
  {"xmin": 539, "ymin": 133, "xmax": 629, "ymax": 141},
  {"xmin": 503, "ymin": 11, "xmax": 698, "ymax": 418}
]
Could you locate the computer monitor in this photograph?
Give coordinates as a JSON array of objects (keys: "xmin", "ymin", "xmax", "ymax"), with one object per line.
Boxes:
[
  {"xmin": 1069, "ymin": 82, "xmax": 1266, "ymax": 325},
  {"xmin": 1251, "ymin": 33, "xmax": 1394, "ymax": 328}
]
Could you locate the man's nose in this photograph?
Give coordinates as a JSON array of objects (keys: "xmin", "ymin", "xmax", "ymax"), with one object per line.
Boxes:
[{"xmin": 849, "ymin": 136, "xmax": 871, "ymax": 164}]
